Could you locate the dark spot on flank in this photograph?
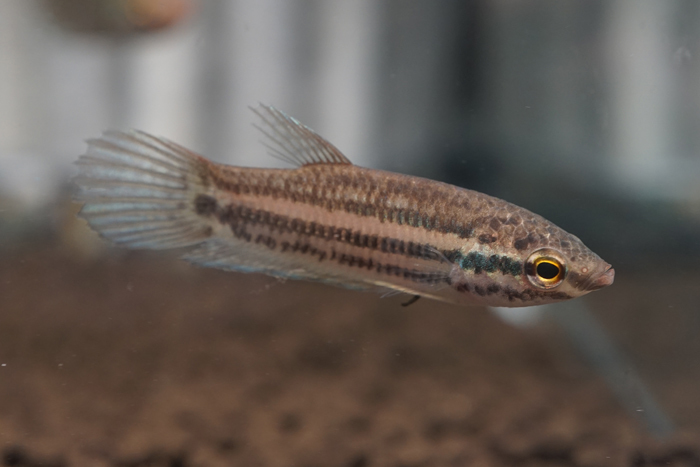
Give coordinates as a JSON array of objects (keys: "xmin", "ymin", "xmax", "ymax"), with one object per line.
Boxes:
[
  {"xmin": 444, "ymin": 250, "xmax": 462, "ymax": 264},
  {"xmin": 448, "ymin": 250, "xmax": 522, "ymax": 277},
  {"xmin": 388, "ymin": 239, "xmax": 398, "ymax": 253},
  {"xmin": 345, "ymin": 200, "xmax": 357, "ymax": 215},
  {"xmin": 499, "ymin": 256, "xmax": 523, "ymax": 276},
  {"xmin": 368, "ymin": 235, "xmax": 378, "ymax": 249},
  {"xmin": 194, "ymin": 194, "xmax": 218, "ymax": 216},
  {"xmin": 380, "ymin": 237, "xmax": 389, "ymax": 253},
  {"xmin": 352, "ymin": 231, "xmax": 362, "ymax": 247},
  {"xmin": 478, "ymin": 234, "xmax": 497, "ymax": 244},
  {"xmin": 513, "ymin": 237, "xmax": 530, "ymax": 251},
  {"xmin": 407, "ymin": 211, "xmax": 415, "ymax": 226},
  {"xmin": 458, "ymin": 226, "xmax": 475, "ymax": 239}
]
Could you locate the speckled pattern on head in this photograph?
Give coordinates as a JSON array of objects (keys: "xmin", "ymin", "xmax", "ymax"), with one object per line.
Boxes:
[{"xmin": 74, "ymin": 104, "xmax": 614, "ymax": 307}]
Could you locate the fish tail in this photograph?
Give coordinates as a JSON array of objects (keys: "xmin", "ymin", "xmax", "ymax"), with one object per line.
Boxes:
[{"xmin": 74, "ymin": 130, "xmax": 214, "ymax": 250}]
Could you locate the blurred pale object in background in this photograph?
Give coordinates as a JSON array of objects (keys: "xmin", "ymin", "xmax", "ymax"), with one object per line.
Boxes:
[
  {"xmin": 0, "ymin": 1, "xmax": 381, "ymax": 209},
  {"xmin": 45, "ymin": 0, "xmax": 194, "ymax": 34}
]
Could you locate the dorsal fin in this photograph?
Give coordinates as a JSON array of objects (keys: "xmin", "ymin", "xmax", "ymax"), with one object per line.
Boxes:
[{"xmin": 250, "ymin": 104, "xmax": 353, "ymax": 167}]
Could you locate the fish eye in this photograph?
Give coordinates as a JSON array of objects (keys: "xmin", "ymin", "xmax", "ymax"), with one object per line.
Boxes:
[
  {"xmin": 525, "ymin": 249, "xmax": 566, "ymax": 289},
  {"xmin": 536, "ymin": 261, "xmax": 560, "ymax": 280}
]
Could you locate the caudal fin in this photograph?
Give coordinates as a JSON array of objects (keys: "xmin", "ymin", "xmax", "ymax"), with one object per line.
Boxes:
[{"xmin": 75, "ymin": 130, "xmax": 214, "ymax": 249}]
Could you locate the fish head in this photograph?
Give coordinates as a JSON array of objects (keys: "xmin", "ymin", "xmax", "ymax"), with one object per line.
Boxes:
[
  {"xmin": 502, "ymin": 215, "xmax": 614, "ymax": 306},
  {"xmin": 448, "ymin": 208, "xmax": 614, "ymax": 307},
  {"xmin": 518, "ymin": 241, "xmax": 615, "ymax": 302}
]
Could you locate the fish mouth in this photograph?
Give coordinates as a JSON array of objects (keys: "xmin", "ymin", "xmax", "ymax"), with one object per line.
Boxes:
[{"xmin": 586, "ymin": 265, "xmax": 615, "ymax": 291}]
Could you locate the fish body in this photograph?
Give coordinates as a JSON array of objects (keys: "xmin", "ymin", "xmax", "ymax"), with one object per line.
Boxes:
[{"xmin": 75, "ymin": 105, "xmax": 614, "ymax": 307}]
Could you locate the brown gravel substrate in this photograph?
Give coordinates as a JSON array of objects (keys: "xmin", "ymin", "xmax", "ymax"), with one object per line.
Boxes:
[{"xmin": 0, "ymin": 244, "xmax": 698, "ymax": 466}]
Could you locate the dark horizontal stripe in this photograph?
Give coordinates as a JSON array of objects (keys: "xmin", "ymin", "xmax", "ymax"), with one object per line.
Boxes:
[
  {"xmin": 208, "ymin": 173, "xmax": 475, "ymax": 239},
  {"xmin": 194, "ymin": 194, "xmax": 444, "ymax": 263},
  {"xmin": 452, "ymin": 279, "xmax": 571, "ymax": 302},
  {"xmin": 195, "ymin": 194, "xmax": 524, "ymax": 279},
  {"xmin": 443, "ymin": 250, "xmax": 522, "ymax": 277},
  {"xmin": 197, "ymin": 195, "xmax": 563, "ymax": 302},
  {"xmin": 503, "ymin": 288, "xmax": 571, "ymax": 302},
  {"xmin": 193, "ymin": 199, "xmax": 448, "ymax": 287},
  {"xmin": 243, "ymin": 220, "xmax": 567, "ymax": 303},
  {"xmin": 335, "ymin": 250, "xmax": 447, "ymax": 284}
]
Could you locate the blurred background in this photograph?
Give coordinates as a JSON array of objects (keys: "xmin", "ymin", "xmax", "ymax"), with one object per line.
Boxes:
[{"xmin": 1, "ymin": 1, "xmax": 700, "ymax": 465}]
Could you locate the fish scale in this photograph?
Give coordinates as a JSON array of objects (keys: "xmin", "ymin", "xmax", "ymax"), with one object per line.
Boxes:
[{"xmin": 74, "ymin": 104, "xmax": 614, "ymax": 307}]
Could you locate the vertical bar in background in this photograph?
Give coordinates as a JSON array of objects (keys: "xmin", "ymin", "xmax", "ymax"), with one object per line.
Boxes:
[
  {"xmin": 480, "ymin": 1, "xmax": 598, "ymax": 178},
  {"xmin": 111, "ymin": 17, "xmax": 201, "ymax": 149},
  {"xmin": 0, "ymin": 0, "xmax": 33, "ymax": 154},
  {"xmin": 42, "ymin": 13, "xmax": 202, "ymax": 187},
  {"xmin": 605, "ymin": 0, "xmax": 674, "ymax": 197},
  {"xmin": 200, "ymin": 0, "xmax": 297, "ymax": 167},
  {"xmin": 376, "ymin": 1, "xmax": 454, "ymax": 172},
  {"xmin": 314, "ymin": 0, "xmax": 382, "ymax": 168},
  {"xmin": 44, "ymin": 39, "xmax": 113, "ymax": 165},
  {"xmin": 0, "ymin": 0, "xmax": 47, "ymax": 207},
  {"xmin": 0, "ymin": 0, "xmax": 202, "ymax": 207},
  {"xmin": 0, "ymin": 1, "xmax": 113, "ymax": 207}
]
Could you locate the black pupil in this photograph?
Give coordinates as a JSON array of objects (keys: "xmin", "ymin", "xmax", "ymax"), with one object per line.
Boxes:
[{"xmin": 536, "ymin": 262, "xmax": 560, "ymax": 280}]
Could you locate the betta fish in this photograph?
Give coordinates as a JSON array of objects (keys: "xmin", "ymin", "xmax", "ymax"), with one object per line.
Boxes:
[{"xmin": 75, "ymin": 105, "xmax": 614, "ymax": 307}]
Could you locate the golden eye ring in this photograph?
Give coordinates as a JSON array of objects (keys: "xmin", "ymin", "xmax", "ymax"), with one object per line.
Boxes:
[{"xmin": 525, "ymin": 248, "xmax": 566, "ymax": 289}]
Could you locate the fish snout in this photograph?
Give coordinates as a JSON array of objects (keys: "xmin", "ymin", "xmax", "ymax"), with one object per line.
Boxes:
[{"xmin": 587, "ymin": 265, "xmax": 615, "ymax": 291}]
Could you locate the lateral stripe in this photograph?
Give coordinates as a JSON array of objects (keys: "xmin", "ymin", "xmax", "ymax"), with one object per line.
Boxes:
[
  {"xmin": 194, "ymin": 194, "xmax": 524, "ymax": 278},
  {"xmin": 208, "ymin": 169, "xmax": 477, "ymax": 239}
]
